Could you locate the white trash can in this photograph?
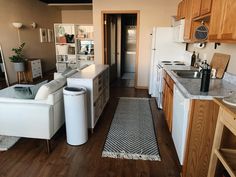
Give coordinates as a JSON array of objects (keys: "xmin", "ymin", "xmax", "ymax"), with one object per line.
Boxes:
[{"xmin": 63, "ymin": 86, "xmax": 88, "ymax": 145}]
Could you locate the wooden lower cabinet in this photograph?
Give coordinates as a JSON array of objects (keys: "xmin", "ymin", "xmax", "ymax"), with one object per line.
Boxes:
[
  {"xmin": 162, "ymin": 71, "xmax": 221, "ymax": 176},
  {"xmin": 182, "ymin": 99, "xmax": 220, "ymax": 177},
  {"xmin": 162, "ymin": 72, "xmax": 174, "ymax": 132}
]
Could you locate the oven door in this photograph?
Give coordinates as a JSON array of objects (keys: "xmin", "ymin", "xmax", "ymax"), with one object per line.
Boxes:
[{"xmin": 155, "ymin": 64, "xmax": 163, "ymax": 109}]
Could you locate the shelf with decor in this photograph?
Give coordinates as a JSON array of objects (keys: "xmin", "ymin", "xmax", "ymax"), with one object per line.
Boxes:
[
  {"xmin": 75, "ymin": 25, "xmax": 94, "ymax": 69},
  {"xmin": 54, "ymin": 23, "xmax": 94, "ymax": 72}
]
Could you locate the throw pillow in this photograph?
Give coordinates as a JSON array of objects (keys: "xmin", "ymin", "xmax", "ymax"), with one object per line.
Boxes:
[
  {"xmin": 14, "ymin": 87, "xmax": 34, "ymax": 99},
  {"xmin": 14, "ymin": 80, "xmax": 48, "ymax": 99},
  {"xmin": 35, "ymin": 77, "xmax": 66, "ymax": 100}
]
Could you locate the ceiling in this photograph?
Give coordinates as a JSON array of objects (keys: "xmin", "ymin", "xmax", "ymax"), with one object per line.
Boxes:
[
  {"xmin": 39, "ymin": 0, "xmax": 92, "ymax": 3},
  {"xmin": 39, "ymin": 0, "xmax": 92, "ymax": 10}
]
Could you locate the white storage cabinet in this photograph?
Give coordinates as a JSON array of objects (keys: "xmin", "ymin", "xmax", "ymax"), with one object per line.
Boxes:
[{"xmin": 67, "ymin": 64, "xmax": 109, "ymax": 132}]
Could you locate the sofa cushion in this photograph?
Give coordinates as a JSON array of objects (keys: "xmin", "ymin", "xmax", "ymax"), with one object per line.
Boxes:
[
  {"xmin": 63, "ymin": 69, "xmax": 77, "ymax": 78},
  {"xmin": 14, "ymin": 80, "xmax": 48, "ymax": 99},
  {"xmin": 35, "ymin": 77, "xmax": 66, "ymax": 100}
]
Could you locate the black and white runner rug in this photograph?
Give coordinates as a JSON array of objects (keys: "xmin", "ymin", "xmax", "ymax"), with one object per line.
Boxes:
[{"xmin": 102, "ymin": 97, "xmax": 161, "ymax": 161}]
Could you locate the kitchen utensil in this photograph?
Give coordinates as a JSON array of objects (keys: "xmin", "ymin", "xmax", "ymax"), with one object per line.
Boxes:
[{"xmin": 210, "ymin": 53, "xmax": 230, "ymax": 79}]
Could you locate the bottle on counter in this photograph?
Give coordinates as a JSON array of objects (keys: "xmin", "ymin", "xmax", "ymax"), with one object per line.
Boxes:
[
  {"xmin": 200, "ymin": 60, "xmax": 211, "ymax": 92},
  {"xmin": 191, "ymin": 51, "xmax": 196, "ymax": 66}
]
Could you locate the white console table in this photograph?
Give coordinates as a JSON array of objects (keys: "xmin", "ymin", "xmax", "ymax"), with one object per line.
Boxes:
[{"xmin": 67, "ymin": 64, "xmax": 109, "ymax": 131}]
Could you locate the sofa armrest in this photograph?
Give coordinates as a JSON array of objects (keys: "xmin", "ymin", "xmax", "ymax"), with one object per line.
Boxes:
[
  {"xmin": 0, "ymin": 102, "xmax": 53, "ymax": 139},
  {"xmin": 0, "ymin": 97, "xmax": 47, "ymax": 104}
]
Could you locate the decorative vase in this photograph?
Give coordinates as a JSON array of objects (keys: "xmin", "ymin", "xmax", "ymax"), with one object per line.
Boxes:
[{"xmin": 13, "ymin": 62, "xmax": 25, "ymax": 72}]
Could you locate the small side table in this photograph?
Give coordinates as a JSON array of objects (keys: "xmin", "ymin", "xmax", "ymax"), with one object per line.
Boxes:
[{"xmin": 208, "ymin": 98, "xmax": 236, "ymax": 177}]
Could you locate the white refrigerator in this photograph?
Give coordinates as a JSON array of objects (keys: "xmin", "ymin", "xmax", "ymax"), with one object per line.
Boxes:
[{"xmin": 148, "ymin": 27, "xmax": 186, "ymax": 98}]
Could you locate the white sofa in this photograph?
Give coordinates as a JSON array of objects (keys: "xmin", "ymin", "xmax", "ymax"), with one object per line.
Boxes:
[
  {"xmin": 0, "ymin": 69, "xmax": 78, "ymax": 141},
  {"xmin": 0, "ymin": 81, "xmax": 65, "ymax": 141}
]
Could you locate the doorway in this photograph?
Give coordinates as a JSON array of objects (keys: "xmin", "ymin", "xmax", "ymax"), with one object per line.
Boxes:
[{"xmin": 102, "ymin": 11, "xmax": 139, "ymax": 88}]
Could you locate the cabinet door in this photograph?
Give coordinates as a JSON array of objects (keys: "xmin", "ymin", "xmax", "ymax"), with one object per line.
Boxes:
[
  {"xmin": 184, "ymin": 0, "xmax": 193, "ymax": 40},
  {"xmin": 167, "ymin": 88, "xmax": 173, "ymax": 132},
  {"xmin": 200, "ymin": 0, "xmax": 212, "ymax": 15},
  {"xmin": 162, "ymin": 80, "xmax": 168, "ymax": 114},
  {"xmin": 192, "ymin": 0, "xmax": 201, "ymax": 18},
  {"xmin": 208, "ymin": 0, "xmax": 225, "ymax": 40},
  {"xmin": 220, "ymin": 0, "xmax": 236, "ymax": 40},
  {"xmin": 176, "ymin": 1, "xmax": 182, "ymax": 20},
  {"xmin": 177, "ymin": 0, "xmax": 186, "ymax": 20}
]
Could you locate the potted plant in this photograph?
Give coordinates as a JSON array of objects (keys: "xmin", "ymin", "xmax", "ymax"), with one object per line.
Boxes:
[{"xmin": 9, "ymin": 43, "xmax": 26, "ymax": 72}]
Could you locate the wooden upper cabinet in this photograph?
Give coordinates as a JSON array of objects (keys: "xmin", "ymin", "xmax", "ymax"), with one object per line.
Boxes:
[
  {"xmin": 208, "ymin": 0, "xmax": 224, "ymax": 40},
  {"xmin": 176, "ymin": 0, "xmax": 186, "ymax": 20},
  {"xmin": 209, "ymin": 0, "xmax": 236, "ymax": 41},
  {"xmin": 200, "ymin": 0, "xmax": 212, "ymax": 16},
  {"xmin": 221, "ymin": 0, "xmax": 236, "ymax": 40},
  {"xmin": 183, "ymin": 0, "xmax": 193, "ymax": 40},
  {"xmin": 192, "ymin": 0, "xmax": 201, "ymax": 18},
  {"xmin": 192, "ymin": 0, "xmax": 212, "ymax": 18}
]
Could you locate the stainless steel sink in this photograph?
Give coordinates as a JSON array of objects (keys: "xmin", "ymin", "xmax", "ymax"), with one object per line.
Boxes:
[{"xmin": 172, "ymin": 70, "xmax": 201, "ymax": 79}]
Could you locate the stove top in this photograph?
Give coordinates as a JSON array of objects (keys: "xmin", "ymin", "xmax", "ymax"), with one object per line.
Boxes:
[
  {"xmin": 159, "ymin": 60, "xmax": 186, "ymax": 67},
  {"xmin": 161, "ymin": 61, "xmax": 172, "ymax": 63}
]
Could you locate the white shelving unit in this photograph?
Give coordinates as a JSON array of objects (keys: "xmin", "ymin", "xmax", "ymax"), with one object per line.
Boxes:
[
  {"xmin": 54, "ymin": 24, "xmax": 94, "ymax": 72},
  {"xmin": 75, "ymin": 25, "xmax": 94, "ymax": 69}
]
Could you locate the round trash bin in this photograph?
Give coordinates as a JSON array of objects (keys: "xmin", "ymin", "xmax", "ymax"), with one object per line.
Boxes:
[{"xmin": 63, "ymin": 86, "xmax": 88, "ymax": 145}]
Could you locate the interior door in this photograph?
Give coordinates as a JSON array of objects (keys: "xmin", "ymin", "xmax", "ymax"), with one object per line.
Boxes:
[{"xmin": 104, "ymin": 14, "xmax": 118, "ymax": 83}]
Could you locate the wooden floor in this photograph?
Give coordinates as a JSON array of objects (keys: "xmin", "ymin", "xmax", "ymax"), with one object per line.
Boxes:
[{"xmin": 0, "ymin": 80, "xmax": 181, "ymax": 177}]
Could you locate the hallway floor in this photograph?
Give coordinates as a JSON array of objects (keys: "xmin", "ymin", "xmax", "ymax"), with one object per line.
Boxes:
[{"xmin": 0, "ymin": 82, "xmax": 181, "ymax": 177}]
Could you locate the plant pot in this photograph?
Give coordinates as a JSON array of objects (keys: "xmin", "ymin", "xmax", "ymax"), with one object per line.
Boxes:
[{"xmin": 13, "ymin": 62, "xmax": 25, "ymax": 72}]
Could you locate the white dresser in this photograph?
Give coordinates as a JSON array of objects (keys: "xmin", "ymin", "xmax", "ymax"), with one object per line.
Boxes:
[
  {"xmin": 67, "ymin": 64, "xmax": 109, "ymax": 131},
  {"xmin": 26, "ymin": 59, "xmax": 43, "ymax": 82}
]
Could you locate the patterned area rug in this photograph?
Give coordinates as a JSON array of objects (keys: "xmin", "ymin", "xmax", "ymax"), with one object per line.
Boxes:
[
  {"xmin": 0, "ymin": 135, "xmax": 20, "ymax": 151},
  {"xmin": 102, "ymin": 97, "xmax": 161, "ymax": 161}
]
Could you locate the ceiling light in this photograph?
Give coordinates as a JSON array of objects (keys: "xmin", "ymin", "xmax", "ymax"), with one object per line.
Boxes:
[{"xmin": 12, "ymin": 22, "xmax": 23, "ymax": 29}]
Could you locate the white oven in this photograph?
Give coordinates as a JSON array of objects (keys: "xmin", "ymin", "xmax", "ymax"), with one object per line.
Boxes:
[
  {"xmin": 155, "ymin": 64, "xmax": 164, "ymax": 109},
  {"xmin": 172, "ymin": 85, "xmax": 190, "ymax": 165}
]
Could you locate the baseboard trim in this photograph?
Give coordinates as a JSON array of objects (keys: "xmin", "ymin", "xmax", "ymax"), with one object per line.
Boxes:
[{"xmin": 135, "ymin": 86, "xmax": 148, "ymax": 89}]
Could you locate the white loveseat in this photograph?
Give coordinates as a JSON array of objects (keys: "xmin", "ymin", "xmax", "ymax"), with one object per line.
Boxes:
[{"xmin": 0, "ymin": 68, "xmax": 79, "ymax": 142}]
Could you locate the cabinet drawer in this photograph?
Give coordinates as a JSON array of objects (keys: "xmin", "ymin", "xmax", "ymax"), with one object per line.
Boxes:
[
  {"xmin": 93, "ymin": 77, "xmax": 99, "ymax": 100},
  {"xmin": 94, "ymin": 95, "xmax": 103, "ymax": 124},
  {"xmin": 31, "ymin": 60, "xmax": 40, "ymax": 67}
]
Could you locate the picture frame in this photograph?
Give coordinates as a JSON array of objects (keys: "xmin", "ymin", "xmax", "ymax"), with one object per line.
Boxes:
[
  {"xmin": 47, "ymin": 29, "xmax": 54, "ymax": 43},
  {"xmin": 39, "ymin": 28, "xmax": 47, "ymax": 43}
]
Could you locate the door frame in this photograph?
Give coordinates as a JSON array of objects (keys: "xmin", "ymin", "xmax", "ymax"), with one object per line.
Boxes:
[{"xmin": 101, "ymin": 10, "xmax": 140, "ymax": 88}]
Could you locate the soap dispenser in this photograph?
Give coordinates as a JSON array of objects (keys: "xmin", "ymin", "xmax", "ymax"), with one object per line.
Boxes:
[{"xmin": 200, "ymin": 60, "xmax": 211, "ymax": 92}]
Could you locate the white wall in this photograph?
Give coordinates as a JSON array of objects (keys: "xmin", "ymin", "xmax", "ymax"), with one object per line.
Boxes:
[
  {"xmin": 188, "ymin": 43, "xmax": 236, "ymax": 75},
  {"xmin": 61, "ymin": 10, "xmax": 93, "ymax": 24},
  {"xmin": 93, "ymin": 0, "xmax": 179, "ymax": 87}
]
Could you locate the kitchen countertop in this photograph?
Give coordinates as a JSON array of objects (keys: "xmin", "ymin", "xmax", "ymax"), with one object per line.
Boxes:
[
  {"xmin": 69, "ymin": 64, "xmax": 109, "ymax": 79},
  {"xmin": 163, "ymin": 65, "xmax": 236, "ymax": 100}
]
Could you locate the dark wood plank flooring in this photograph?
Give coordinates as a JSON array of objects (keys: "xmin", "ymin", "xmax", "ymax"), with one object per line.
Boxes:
[{"xmin": 0, "ymin": 80, "xmax": 181, "ymax": 177}]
